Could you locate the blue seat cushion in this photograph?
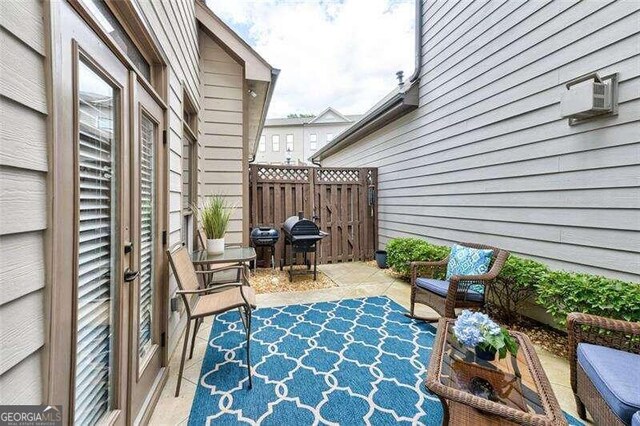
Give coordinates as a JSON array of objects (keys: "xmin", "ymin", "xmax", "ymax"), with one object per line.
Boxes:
[
  {"xmin": 415, "ymin": 278, "xmax": 484, "ymax": 302},
  {"xmin": 577, "ymin": 343, "xmax": 640, "ymax": 425},
  {"xmin": 632, "ymin": 411, "xmax": 640, "ymax": 426}
]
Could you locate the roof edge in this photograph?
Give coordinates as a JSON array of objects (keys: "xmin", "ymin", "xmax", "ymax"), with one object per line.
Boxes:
[
  {"xmin": 308, "ymin": 107, "xmax": 351, "ymax": 124},
  {"xmin": 310, "ymin": 80, "xmax": 419, "ymax": 162},
  {"xmin": 250, "ymin": 69, "xmax": 280, "ymax": 162},
  {"xmin": 195, "ymin": 0, "xmax": 274, "ymax": 81},
  {"xmin": 311, "ymin": 0, "xmax": 423, "ymax": 163}
]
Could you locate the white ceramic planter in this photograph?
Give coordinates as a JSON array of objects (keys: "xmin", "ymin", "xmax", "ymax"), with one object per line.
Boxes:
[{"xmin": 207, "ymin": 238, "xmax": 225, "ymax": 255}]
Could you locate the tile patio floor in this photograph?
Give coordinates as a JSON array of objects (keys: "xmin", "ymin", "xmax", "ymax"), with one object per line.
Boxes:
[{"xmin": 149, "ymin": 262, "xmax": 589, "ymax": 425}]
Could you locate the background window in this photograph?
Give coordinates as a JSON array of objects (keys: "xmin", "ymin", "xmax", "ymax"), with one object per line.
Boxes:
[
  {"xmin": 259, "ymin": 135, "xmax": 266, "ymax": 152},
  {"xmin": 286, "ymin": 134, "xmax": 294, "ymax": 151},
  {"xmin": 182, "ymin": 138, "xmax": 194, "ymax": 211},
  {"xmin": 182, "ymin": 88, "xmax": 198, "ymax": 252},
  {"xmin": 182, "ymin": 135, "xmax": 195, "ymax": 251},
  {"xmin": 326, "ymin": 133, "xmax": 334, "ymax": 142},
  {"xmin": 272, "ymin": 135, "xmax": 280, "ymax": 151},
  {"xmin": 310, "ymin": 133, "xmax": 317, "ymax": 150}
]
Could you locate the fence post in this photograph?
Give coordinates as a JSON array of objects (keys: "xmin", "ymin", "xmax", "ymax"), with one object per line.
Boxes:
[
  {"xmin": 250, "ymin": 165, "xmax": 258, "ymax": 228},
  {"xmin": 370, "ymin": 168, "xmax": 378, "ymax": 256},
  {"xmin": 358, "ymin": 168, "xmax": 367, "ymax": 261},
  {"xmin": 308, "ymin": 167, "xmax": 315, "ymax": 221}
]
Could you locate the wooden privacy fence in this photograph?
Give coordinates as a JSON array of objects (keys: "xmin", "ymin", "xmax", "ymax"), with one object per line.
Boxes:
[{"xmin": 249, "ymin": 165, "xmax": 378, "ymax": 265}]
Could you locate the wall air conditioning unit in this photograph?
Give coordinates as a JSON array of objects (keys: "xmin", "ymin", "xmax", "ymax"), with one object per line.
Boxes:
[{"xmin": 561, "ymin": 73, "xmax": 618, "ymax": 125}]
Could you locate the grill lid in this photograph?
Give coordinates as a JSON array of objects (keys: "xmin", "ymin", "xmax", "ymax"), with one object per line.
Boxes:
[
  {"xmin": 250, "ymin": 226, "xmax": 280, "ymax": 246},
  {"xmin": 283, "ymin": 212, "xmax": 320, "ymax": 236}
]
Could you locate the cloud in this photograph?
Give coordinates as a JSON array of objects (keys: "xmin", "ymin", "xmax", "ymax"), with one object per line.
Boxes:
[{"xmin": 206, "ymin": 0, "xmax": 415, "ymax": 118}]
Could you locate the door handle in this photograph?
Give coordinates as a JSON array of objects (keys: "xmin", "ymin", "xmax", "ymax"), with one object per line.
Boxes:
[{"xmin": 124, "ymin": 268, "xmax": 139, "ymax": 282}]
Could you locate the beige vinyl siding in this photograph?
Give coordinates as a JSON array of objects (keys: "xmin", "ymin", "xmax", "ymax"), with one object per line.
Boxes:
[
  {"xmin": 199, "ymin": 29, "xmax": 246, "ymax": 244},
  {"xmin": 0, "ymin": 0, "xmax": 47, "ymax": 405},
  {"xmin": 136, "ymin": 0, "xmax": 200, "ymax": 354},
  {"xmin": 321, "ymin": 0, "xmax": 640, "ymax": 281}
]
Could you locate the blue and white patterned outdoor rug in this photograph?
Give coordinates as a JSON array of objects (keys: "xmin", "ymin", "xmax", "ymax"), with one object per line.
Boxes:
[{"xmin": 188, "ymin": 296, "xmax": 582, "ymax": 425}]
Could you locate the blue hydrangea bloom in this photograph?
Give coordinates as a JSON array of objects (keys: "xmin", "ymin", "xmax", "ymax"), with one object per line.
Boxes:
[{"xmin": 453, "ymin": 310, "xmax": 501, "ymax": 347}]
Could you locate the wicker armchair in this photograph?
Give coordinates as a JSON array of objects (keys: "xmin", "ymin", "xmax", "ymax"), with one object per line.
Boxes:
[
  {"xmin": 407, "ymin": 242, "xmax": 509, "ymax": 321},
  {"xmin": 567, "ymin": 313, "xmax": 640, "ymax": 425}
]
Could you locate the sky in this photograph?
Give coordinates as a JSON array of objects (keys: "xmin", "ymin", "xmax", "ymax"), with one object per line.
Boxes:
[{"xmin": 206, "ymin": 0, "xmax": 416, "ymax": 118}]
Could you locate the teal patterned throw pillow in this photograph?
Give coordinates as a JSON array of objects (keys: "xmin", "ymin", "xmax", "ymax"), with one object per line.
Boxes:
[{"xmin": 445, "ymin": 244, "xmax": 493, "ymax": 294}]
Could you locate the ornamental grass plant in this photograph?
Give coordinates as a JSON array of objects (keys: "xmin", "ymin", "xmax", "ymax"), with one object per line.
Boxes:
[{"xmin": 199, "ymin": 195, "xmax": 235, "ymax": 239}]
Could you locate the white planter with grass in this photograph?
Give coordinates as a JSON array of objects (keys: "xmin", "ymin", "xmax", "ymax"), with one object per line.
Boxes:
[
  {"xmin": 207, "ymin": 238, "xmax": 225, "ymax": 255},
  {"xmin": 199, "ymin": 195, "xmax": 235, "ymax": 255}
]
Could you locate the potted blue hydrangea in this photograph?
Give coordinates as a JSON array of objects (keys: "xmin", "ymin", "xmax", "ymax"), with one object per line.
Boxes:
[{"xmin": 453, "ymin": 310, "xmax": 519, "ymax": 361}]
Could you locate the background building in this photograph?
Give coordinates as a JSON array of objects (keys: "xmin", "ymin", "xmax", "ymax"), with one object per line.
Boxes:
[{"xmin": 254, "ymin": 107, "xmax": 362, "ymax": 165}]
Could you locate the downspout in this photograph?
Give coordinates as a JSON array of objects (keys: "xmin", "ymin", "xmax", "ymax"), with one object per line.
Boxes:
[
  {"xmin": 314, "ymin": 0, "xmax": 422, "ymax": 167},
  {"xmin": 408, "ymin": 0, "xmax": 423, "ymax": 83}
]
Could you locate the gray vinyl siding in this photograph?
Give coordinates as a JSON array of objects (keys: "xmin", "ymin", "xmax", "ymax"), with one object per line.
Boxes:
[
  {"xmin": 0, "ymin": 0, "xmax": 47, "ymax": 404},
  {"xmin": 321, "ymin": 0, "xmax": 640, "ymax": 281},
  {"xmin": 199, "ymin": 30, "xmax": 246, "ymax": 244},
  {"xmin": 137, "ymin": 0, "xmax": 200, "ymax": 354}
]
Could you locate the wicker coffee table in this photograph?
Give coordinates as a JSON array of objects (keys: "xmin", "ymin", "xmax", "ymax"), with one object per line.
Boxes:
[{"xmin": 426, "ymin": 318, "xmax": 567, "ymax": 426}]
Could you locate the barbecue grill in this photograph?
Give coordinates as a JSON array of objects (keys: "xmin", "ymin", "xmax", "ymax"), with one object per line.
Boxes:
[
  {"xmin": 250, "ymin": 227, "xmax": 280, "ymax": 268},
  {"xmin": 280, "ymin": 212, "xmax": 328, "ymax": 282}
]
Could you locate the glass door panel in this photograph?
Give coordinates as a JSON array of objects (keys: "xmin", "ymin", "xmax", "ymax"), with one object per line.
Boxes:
[
  {"xmin": 138, "ymin": 111, "xmax": 156, "ymax": 364},
  {"xmin": 129, "ymin": 81, "xmax": 165, "ymax": 422},
  {"xmin": 75, "ymin": 59, "xmax": 118, "ymax": 425}
]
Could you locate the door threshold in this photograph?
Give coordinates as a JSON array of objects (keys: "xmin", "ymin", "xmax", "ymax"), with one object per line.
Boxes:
[{"xmin": 134, "ymin": 366, "xmax": 170, "ymax": 426}]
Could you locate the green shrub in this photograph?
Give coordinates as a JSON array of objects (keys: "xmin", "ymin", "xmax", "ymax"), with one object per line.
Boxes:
[
  {"xmin": 387, "ymin": 237, "xmax": 640, "ymax": 328},
  {"xmin": 489, "ymin": 256, "xmax": 549, "ymax": 322},
  {"xmin": 386, "ymin": 238, "xmax": 449, "ymax": 278},
  {"xmin": 537, "ymin": 271, "xmax": 640, "ymax": 326}
]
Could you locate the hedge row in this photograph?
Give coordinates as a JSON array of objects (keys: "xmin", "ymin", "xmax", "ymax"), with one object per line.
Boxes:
[{"xmin": 385, "ymin": 237, "xmax": 640, "ymax": 325}]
